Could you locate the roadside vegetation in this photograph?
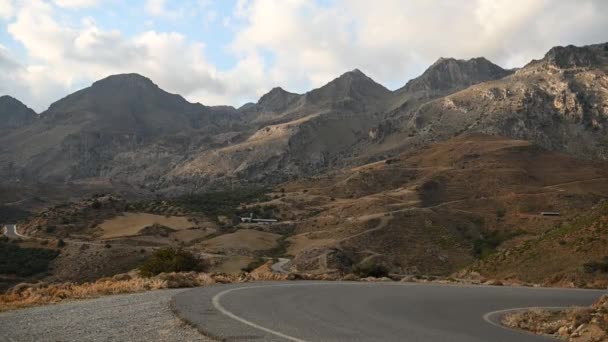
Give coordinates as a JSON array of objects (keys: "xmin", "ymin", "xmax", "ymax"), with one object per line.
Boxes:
[
  {"xmin": 139, "ymin": 248, "xmax": 208, "ymax": 277},
  {"xmin": 352, "ymin": 260, "xmax": 389, "ymax": 278},
  {"xmin": 241, "ymin": 257, "xmax": 267, "ymax": 273},
  {"xmin": 473, "ymin": 230, "xmax": 524, "ymax": 259},
  {"xmin": 502, "ymin": 295, "xmax": 607, "ymax": 341},
  {"xmin": 0, "ymin": 238, "xmax": 59, "ymax": 277}
]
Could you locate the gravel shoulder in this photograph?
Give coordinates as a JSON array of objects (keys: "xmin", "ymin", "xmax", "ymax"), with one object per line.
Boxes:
[{"xmin": 0, "ymin": 289, "xmax": 214, "ymax": 342}]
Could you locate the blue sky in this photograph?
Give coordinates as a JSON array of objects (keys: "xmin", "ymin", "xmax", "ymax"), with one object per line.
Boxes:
[{"xmin": 0, "ymin": 0, "xmax": 607, "ymax": 112}]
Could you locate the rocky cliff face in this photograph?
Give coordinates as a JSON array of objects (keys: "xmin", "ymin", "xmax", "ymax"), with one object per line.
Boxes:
[
  {"xmin": 384, "ymin": 42, "xmax": 608, "ymax": 160},
  {"xmin": 399, "ymin": 57, "xmax": 512, "ymax": 95}
]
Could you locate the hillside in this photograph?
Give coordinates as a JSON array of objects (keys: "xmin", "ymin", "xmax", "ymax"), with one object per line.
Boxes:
[
  {"xmin": 262, "ymin": 134, "xmax": 608, "ymax": 277},
  {"xmin": 368, "ymin": 42, "xmax": 608, "ymax": 163},
  {"xmin": 471, "ymin": 201, "xmax": 608, "ymax": 288}
]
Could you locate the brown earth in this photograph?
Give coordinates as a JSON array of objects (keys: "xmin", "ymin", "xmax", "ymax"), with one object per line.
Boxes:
[{"xmin": 262, "ymin": 134, "xmax": 608, "ymax": 279}]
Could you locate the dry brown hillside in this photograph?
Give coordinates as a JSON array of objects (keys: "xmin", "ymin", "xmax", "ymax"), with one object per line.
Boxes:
[
  {"xmin": 471, "ymin": 201, "xmax": 608, "ymax": 288},
  {"xmin": 267, "ymin": 134, "xmax": 608, "ymax": 277}
]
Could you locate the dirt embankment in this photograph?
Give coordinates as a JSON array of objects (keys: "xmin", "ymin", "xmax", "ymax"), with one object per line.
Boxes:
[{"xmin": 502, "ymin": 296, "xmax": 608, "ymax": 341}]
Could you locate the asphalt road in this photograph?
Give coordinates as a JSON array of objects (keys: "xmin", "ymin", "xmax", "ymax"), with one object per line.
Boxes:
[
  {"xmin": 173, "ymin": 282, "xmax": 606, "ymax": 342},
  {"xmin": 2, "ymin": 224, "xmax": 22, "ymax": 239},
  {"xmin": 271, "ymin": 258, "xmax": 291, "ymax": 274}
]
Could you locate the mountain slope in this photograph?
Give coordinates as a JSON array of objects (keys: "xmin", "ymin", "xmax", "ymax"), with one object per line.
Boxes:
[
  {"xmin": 263, "ymin": 134, "xmax": 608, "ymax": 276},
  {"xmin": 472, "ymin": 201, "xmax": 608, "ymax": 288},
  {"xmin": 0, "ymin": 96, "xmax": 37, "ymax": 130},
  {"xmin": 0, "ymin": 74, "xmax": 241, "ymax": 184},
  {"xmin": 166, "ymin": 69, "xmax": 393, "ymax": 189},
  {"xmin": 1, "ymin": 42, "xmax": 608, "ymax": 194},
  {"xmin": 366, "ymin": 42, "xmax": 608, "ymax": 162}
]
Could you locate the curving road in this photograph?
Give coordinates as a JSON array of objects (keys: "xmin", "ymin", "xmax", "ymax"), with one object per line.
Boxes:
[
  {"xmin": 271, "ymin": 258, "xmax": 291, "ymax": 274},
  {"xmin": 2, "ymin": 224, "xmax": 24, "ymax": 239},
  {"xmin": 173, "ymin": 282, "xmax": 606, "ymax": 342}
]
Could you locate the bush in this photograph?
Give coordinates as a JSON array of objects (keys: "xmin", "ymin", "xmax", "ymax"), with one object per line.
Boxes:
[
  {"xmin": 139, "ymin": 248, "xmax": 207, "ymax": 277},
  {"xmin": 496, "ymin": 208, "xmax": 506, "ymax": 219},
  {"xmin": 57, "ymin": 239, "xmax": 66, "ymax": 248},
  {"xmin": 352, "ymin": 261, "xmax": 389, "ymax": 278},
  {"xmin": 241, "ymin": 257, "xmax": 266, "ymax": 272},
  {"xmin": 0, "ymin": 241, "xmax": 59, "ymax": 276},
  {"xmin": 473, "ymin": 230, "xmax": 523, "ymax": 259},
  {"xmin": 583, "ymin": 256, "xmax": 608, "ymax": 274}
]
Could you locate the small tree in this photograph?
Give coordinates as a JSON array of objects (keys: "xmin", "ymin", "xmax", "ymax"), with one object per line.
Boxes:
[
  {"xmin": 139, "ymin": 248, "xmax": 207, "ymax": 277},
  {"xmin": 352, "ymin": 261, "xmax": 389, "ymax": 278},
  {"xmin": 496, "ymin": 208, "xmax": 506, "ymax": 219}
]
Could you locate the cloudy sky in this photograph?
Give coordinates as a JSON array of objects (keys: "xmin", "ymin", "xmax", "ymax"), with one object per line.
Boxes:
[{"xmin": 0, "ymin": 0, "xmax": 606, "ymax": 112}]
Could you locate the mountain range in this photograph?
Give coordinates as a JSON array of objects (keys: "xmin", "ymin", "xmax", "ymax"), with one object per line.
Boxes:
[{"xmin": 1, "ymin": 42, "xmax": 607, "ymax": 195}]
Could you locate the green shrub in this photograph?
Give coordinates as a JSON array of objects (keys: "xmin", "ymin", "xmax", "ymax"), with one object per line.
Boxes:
[
  {"xmin": 496, "ymin": 208, "xmax": 506, "ymax": 219},
  {"xmin": 0, "ymin": 241, "xmax": 59, "ymax": 276},
  {"xmin": 583, "ymin": 256, "xmax": 608, "ymax": 274},
  {"xmin": 352, "ymin": 261, "xmax": 389, "ymax": 278},
  {"xmin": 241, "ymin": 257, "xmax": 266, "ymax": 272},
  {"xmin": 473, "ymin": 230, "xmax": 523, "ymax": 259},
  {"xmin": 139, "ymin": 248, "xmax": 207, "ymax": 277},
  {"xmin": 170, "ymin": 188, "xmax": 270, "ymax": 221}
]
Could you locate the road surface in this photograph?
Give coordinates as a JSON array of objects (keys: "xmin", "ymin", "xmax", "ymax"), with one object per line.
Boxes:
[
  {"xmin": 0, "ymin": 289, "xmax": 211, "ymax": 342},
  {"xmin": 271, "ymin": 258, "xmax": 291, "ymax": 274},
  {"xmin": 2, "ymin": 224, "xmax": 24, "ymax": 239},
  {"xmin": 173, "ymin": 281, "xmax": 606, "ymax": 342}
]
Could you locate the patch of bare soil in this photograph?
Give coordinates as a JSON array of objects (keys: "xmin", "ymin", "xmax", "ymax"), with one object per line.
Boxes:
[
  {"xmin": 99, "ymin": 213, "xmax": 194, "ymax": 239},
  {"xmin": 197, "ymin": 229, "xmax": 281, "ymax": 255}
]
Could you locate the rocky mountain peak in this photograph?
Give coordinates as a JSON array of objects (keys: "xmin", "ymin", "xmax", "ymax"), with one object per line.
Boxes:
[
  {"xmin": 0, "ymin": 95, "xmax": 37, "ymax": 129},
  {"xmin": 305, "ymin": 68, "xmax": 391, "ymax": 105},
  {"xmin": 91, "ymin": 73, "xmax": 158, "ymax": 90},
  {"xmin": 256, "ymin": 87, "xmax": 300, "ymax": 112},
  {"xmin": 531, "ymin": 43, "xmax": 608, "ymax": 69},
  {"xmin": 401, "ymin": 56, "xmax": 512, "ymax": 94}
]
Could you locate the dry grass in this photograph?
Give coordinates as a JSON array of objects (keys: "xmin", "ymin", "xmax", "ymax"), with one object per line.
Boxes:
[
  {"xmin": 198, "ymin": 229, "xmax": 281, "ymax": 253},
  {"xmin": 502, "ymin": 296, "xmax": 608, "ymax": 341},
  {"xmin": 245, "ymin": 261, "xmax": 288, "ymax": 281},
  {"xmin": 99, "ymin": 213, "xmax": 194, "ymax": 239},
  {"xmin": 0, "ymin": 272, "xmax": 218, "ymax": 312}
]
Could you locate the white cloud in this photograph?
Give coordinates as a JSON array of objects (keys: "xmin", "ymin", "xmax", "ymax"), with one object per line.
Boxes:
[
  {"xmin": 1, "ymin": 0, "xmax": 608, "ymax": 112},
  {"xmin": 53, "ymin": 0, "xmax": 99, "ymax": 8},
  {"xmin": 232, "ymin": 0, "xmax": 608, "ymax": 92},
  {"xmin": 1, "ymin": 0, "xmax": 272, "ymax": 111},
  {"xmin": 0, "ymin": 0, "xmax": 14, "ymax": 19},
  {"xmin": 145, "ymin": 0, "xmax": 183, "ymax": 19}
]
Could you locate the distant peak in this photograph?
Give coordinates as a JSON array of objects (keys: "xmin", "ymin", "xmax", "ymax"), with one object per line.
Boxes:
[
  {"xmin": 0, "ymin": 95, "xmax": 34, "ymax": 112},
  {"xmin": 535, "ymin": 43, "xmax": 606, "ymax": 69},
  {"xmin": 0, "ymin": 95, "xmax": 22, "ymax": 103},
  {"xmin": 340, "ymin": 68, "xmax": 368, "ymax": 79},
  {"xmin": 92, "ymin": 73, "xmax": 157, "ymax": 89},
  {"xmin": 401, "ymin": 56, "xmax": 510, "ymax": 93},
  {"xmin": 256, "ymin": 86, "xmax": 300, "ymax": 111},
  {"xmin": 267, "ymin": 87, "xmax": 289, "ymax": 95},
  {"xmin": 431, "ymin": 56, "xmax": 494, "ymax": 67}
]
